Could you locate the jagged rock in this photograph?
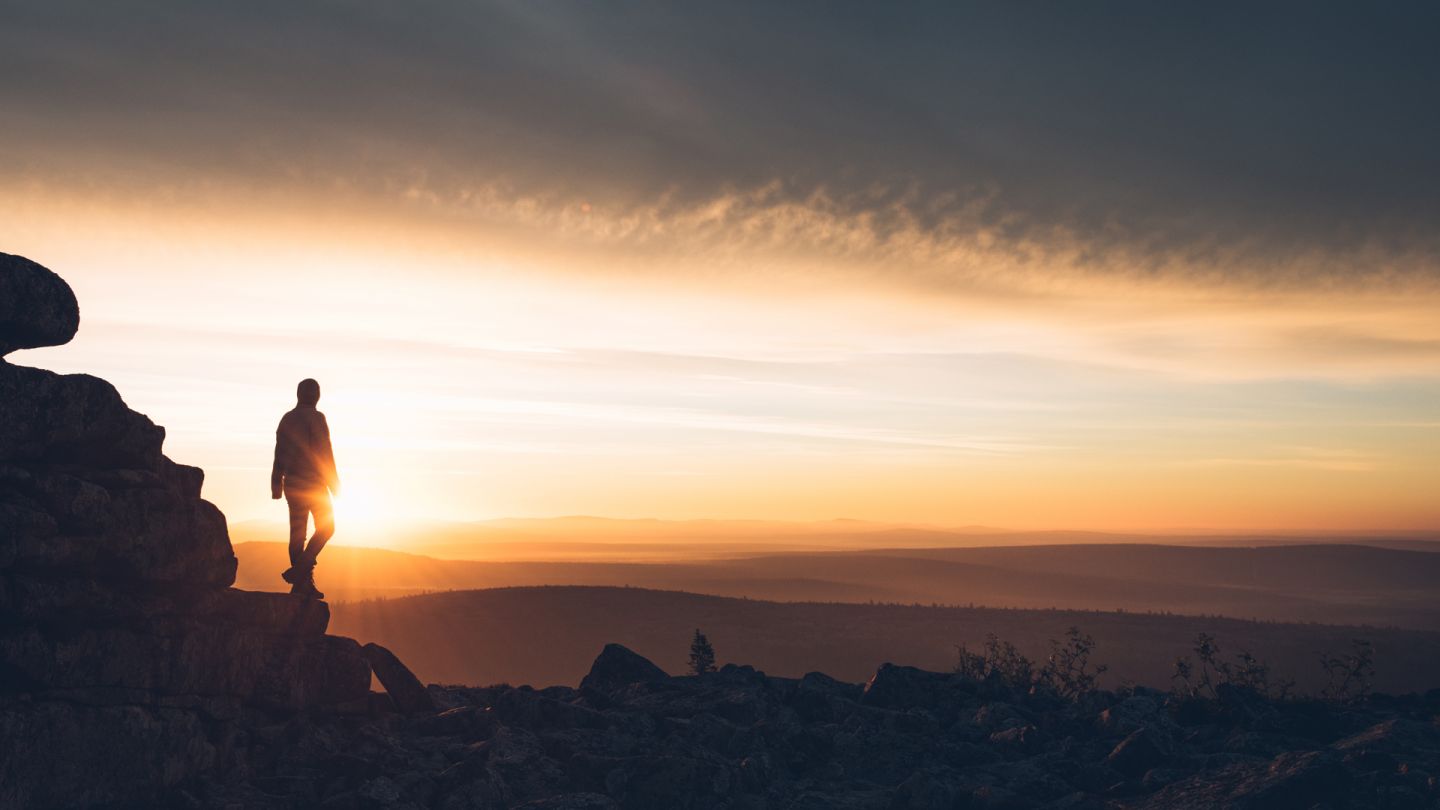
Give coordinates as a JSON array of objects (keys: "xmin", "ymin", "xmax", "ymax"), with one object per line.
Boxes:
[
  {"xmin": 791, "ymin": 670, "xmax": 861, "ymax": 722},
  {"xmin": 973, "ymin": 701, "xmax": 1032, "ymax": 732},
  {"xmin": 1139, "ymin": 749, "xmax": 1350, "ymax": 809},
  {"xmin": 861, "ymin": 663, "xmax": 966, "ymax": 711},
  {"xmin": 492, "ymin": 686, "xmax": 609, "ymax": 730},
  {"xmin": 1106, "ymin": 727, "xmax": 1171, "ymax": 778},
  {"xmin": 415, "ymin": 705, "xmax": 500, "ymax": 741},
  {"xmin": 364, "ymin": 641, "xmax": 437, "ymax": 712},
  {"xmin": 599, "ymin": 753, "xmax": 737, "ymax": 808},
  {"xmin": 580, "ymin": 644, "xmax": 669, "ymax": 693},
  {"xmin": 989, "ymin": 723, "xmax": 1045, "ymax": 755},
  {"xmin": 1333, "ymin": 717, "xmax": 1440, "ymax": 757},
  {"xmin": 192, "ymin": 663, "xmax": 1440, "ymax": 810},
  {"xmin": 1097, "ymin": 695, "xmax": 1167, "ymax": 737},
  {"xmin": 0, "ymin": 252, "xmax": 79, "ymax": 356},
  {"xmin": 0, "ymin": 364, "xmax": 235, "ymax": 586}
]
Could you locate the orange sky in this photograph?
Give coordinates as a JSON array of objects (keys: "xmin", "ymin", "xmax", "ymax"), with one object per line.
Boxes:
[
  {"xmin": 5, "ymin": 188, "xmax": 1437, "ymax": 534},
  {"xmin": 3, "ymin": 4, "xmax": 1438, "ymax": 534}
]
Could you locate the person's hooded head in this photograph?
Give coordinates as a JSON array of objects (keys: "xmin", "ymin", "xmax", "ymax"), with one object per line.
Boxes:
[{"xmin": 296, "ymin": 378, "xmax": 321, "ymax": 407}]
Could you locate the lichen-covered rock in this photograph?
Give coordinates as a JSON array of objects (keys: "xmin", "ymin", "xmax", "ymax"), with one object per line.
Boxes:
[{"xmin": 0, "ymin": 252, "xmax": 79, "ymax": 356}]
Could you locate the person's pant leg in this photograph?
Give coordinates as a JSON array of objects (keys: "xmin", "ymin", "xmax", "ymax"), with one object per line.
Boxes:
[
  {"xmin": 304, "ymin": 490, "xmax": 335, "ymax": 564},
  {"xmin": 285, "ymin": 495, "xmax": 310, "ymax": 567}
]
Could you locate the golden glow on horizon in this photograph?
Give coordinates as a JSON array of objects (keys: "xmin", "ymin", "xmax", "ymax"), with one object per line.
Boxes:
[{"xmin": 3, "ymin": 188, "xmax": 1438, "ymax": 535}]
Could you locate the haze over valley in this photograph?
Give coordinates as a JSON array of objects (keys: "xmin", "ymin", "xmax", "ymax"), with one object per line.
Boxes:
[{"xmin": 233, "ymin": 519, "xmax": 1440, "ymax": 693}]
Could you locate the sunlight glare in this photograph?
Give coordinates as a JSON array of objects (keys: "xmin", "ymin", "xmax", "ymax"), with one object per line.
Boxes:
[{"xmin": 330, "ymin": 476, "xmax": 392, "ymax": 539}]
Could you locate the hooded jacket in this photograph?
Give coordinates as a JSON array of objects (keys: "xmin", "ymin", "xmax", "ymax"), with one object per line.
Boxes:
[{"xmin": 271, "ymin": 387, "xmax": 339, "ymax": 495}]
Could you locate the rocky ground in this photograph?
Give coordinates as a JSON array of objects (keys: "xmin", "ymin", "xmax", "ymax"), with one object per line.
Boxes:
[{"xmin": 183, "ymin": 643, "xmax": 1440, "ymax": 810}]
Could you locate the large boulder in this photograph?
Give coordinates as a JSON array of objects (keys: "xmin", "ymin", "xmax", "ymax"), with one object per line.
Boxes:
[
  {"xmin": 580, "ymin": 644, "xmax": 669, "ymax": 694},
  {"xmin": 861, "ymin": 662, "xmax": 966, "ymax": 711},
  {"xmin": 0, "ymin": 252, "xmax": 79, "ymax": 357},
  {"xmin": 363, "ymin": 641, "xmax": 435, "ymax": 712}
]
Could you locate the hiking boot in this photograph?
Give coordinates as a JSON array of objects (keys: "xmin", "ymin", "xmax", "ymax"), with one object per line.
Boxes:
[{"xmin": 293, "ymin": 572, "xmax": 324, "ymax": 600}]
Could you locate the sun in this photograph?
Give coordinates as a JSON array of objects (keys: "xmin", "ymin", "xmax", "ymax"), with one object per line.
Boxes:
[{"xmin": 330, "ymin": 476, "xmax": 393, "ymax": 531}]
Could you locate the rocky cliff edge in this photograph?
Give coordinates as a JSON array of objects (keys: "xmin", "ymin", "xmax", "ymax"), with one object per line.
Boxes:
[{"xmin": 0, "ymin": 252, "xmax": 403, "ymax": 807}]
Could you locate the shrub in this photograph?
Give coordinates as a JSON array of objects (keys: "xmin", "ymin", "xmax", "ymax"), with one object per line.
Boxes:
[
  {"xmin": 954, "ymin": 633, "xmax": 1036, "ymax": 687},
  {"xmin": 1040, "ymin": 627, "xmax": 1107, "ymax": 699},
  {"xmin": 957, "ymin": 627, "xmax": 1108, "ymax": 700},
  {"xmin": 1319, "ymin": 639, "xmax": 1374, "ymax": 703},
  {"xmin": 1171, "ymin": 633, "xmax": 1296, "ymax": 701}
]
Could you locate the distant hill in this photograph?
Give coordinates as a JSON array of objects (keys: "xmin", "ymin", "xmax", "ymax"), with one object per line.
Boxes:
[
  {"xmin": 237, "ymin": 539, "xmax": 1440, "ymax": 630},
  {"xmin": 229, "ymin": 517, "xmax": 1440, "ymax": 561},
  {"xmin": 328, "ymin": 585, "xmax": 1440, "ymax": 694}
]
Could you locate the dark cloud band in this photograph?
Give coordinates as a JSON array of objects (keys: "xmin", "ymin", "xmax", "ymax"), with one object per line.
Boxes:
[{"xmin": 3, "ymin": 0, "xmax": 1438, "ymax": 281}]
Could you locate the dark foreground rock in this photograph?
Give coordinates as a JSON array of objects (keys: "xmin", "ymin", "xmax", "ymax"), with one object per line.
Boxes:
[
  {"xmin": 0, "ymin": 251, "xmax": 79, "ymax": 355},
  {"xmin": 366, "ymin": 641, "xmax": 437, "ymax": 713},
  {"xmin": 0, "ymin": 253, "xmax": 400, "ymax": 808},
  {"xmin": 580, "ymin": 642, "xmax": 671, "ymax": 695},
  {"xmin": 187, "ymin": 644, "xmax": 1440, "ymax": 810}
]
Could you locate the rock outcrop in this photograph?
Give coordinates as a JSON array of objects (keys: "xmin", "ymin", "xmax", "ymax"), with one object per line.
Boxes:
[
  {"xmin": 365, "ymin": 641, "xmax": 436, "ymax": 713},
  {"xmin": 0, "ymin": 251, "xmax": 79, "ymax": 355},
  {"xmin": 0, "ymin": 254, "xmax": 380, "ymax": 807},
  {"xmin": 579, "ymin": 642, "xmax": 671, "ymax": 695}
]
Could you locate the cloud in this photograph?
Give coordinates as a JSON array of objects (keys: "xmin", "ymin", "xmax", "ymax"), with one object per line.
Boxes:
[{"xmin": 3, "ymin": 0, "xmax": 1440, "ymax": 293}]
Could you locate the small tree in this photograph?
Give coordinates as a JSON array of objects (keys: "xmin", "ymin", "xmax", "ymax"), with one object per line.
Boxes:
[{"xmin": 688, "ymin": 629, "xmax": 717, "ymax": 675}]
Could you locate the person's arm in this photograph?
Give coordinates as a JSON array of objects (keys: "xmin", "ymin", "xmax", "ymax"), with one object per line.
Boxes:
[
  {"xmin": 318, "ymin": 413, "xmax": 340, "ymax": 496},
  {"xmin": 270, "ymin": 417, "xmax": 287, "ymax": 499}
]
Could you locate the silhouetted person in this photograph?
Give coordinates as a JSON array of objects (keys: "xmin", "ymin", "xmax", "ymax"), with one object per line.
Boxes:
[{"xmin": 271, "ymin": 378, "xmax": 340, "ymax": 599}]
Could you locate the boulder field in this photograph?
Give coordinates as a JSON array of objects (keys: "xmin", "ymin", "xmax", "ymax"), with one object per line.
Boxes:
[{"xmin": 197, "ymin": 644, "xmax": 1440, "ymax": 809}]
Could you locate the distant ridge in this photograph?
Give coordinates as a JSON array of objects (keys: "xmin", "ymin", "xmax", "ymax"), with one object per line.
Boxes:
[
  {"xmin": 236, "ymin": 537, "xmax": 1440, "ymax": 630},
  {"xmin": 328, "ymin": 584, "xmax": 1440, "ymax": 694}
]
